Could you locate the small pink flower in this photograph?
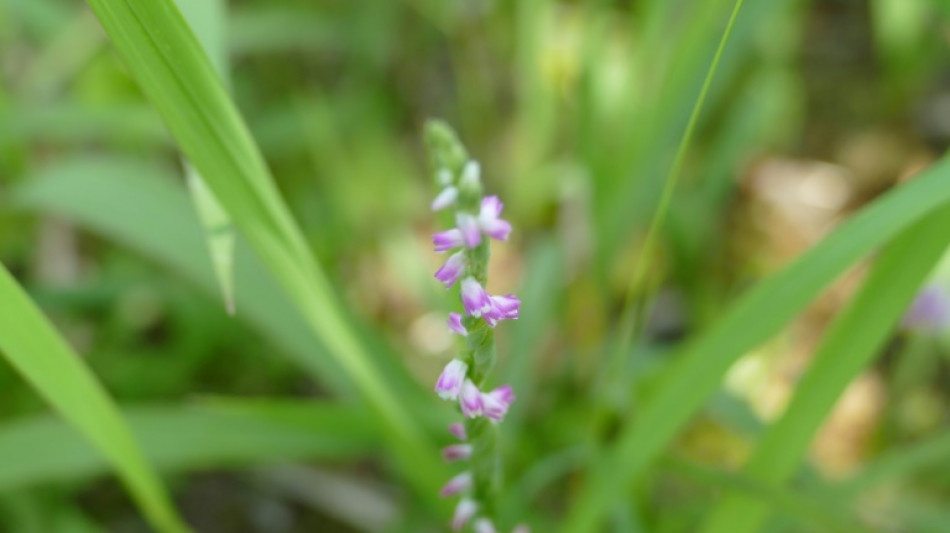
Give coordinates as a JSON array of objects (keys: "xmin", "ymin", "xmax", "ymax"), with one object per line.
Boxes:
[
  {"xmin": 442, "ymin": 444, "xmax": 473, "ymax": 462},
  {"xmin": 473, "ymin": 518, "xmax": 497, "ymax": 533},
  {"xmin": 440, "ymin": 471, "xmax": 473, "ymax": 498},
  {"xmin": 432, "ymin": 186, "xmax": 459, "ymax": 211},
  {"xmin": 481, "ymin": 384, "xmax": 515, "ymax": 421},
  {"xmin": 478, "ymin": 196, "xmax": 511, "ymax": 241},
  {"xmin": 461, "ymin": 277, "xmax": 492, "ymax": 317},
  {"xmin": 447, "ymin": 313, "xmax": 468, "ymax": 336},
  {"xmin": 451, "ymin": 498, "xmax": 478, "ymax": 531},
  {"xmin": 433, "ymin": 229, "xmax": 465, "ymax": 252},
  {"xmin": 457, "ymin": 213, "xmax": 482, "ymax": 248},
  {"xmin": 449, "ymin": 422, "xmax": 467, "ymax": 440},
  {"xmin": 484, "ymin": 294, "xmax": 520, "ymax": 326},
  {"xmin": 459, "ymin": 379, "xmax": 483, "ymax": 418},
  {"xmin": 435, "ymin": 252, "xmax": 466, "ymax": 288},
  {"xmin": 435, "ymin": 359, "xmax": 468, "ymax": 400}
]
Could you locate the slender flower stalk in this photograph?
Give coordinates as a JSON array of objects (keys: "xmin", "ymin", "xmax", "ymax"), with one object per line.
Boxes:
[{"xmin": 424, "ymin": 120, "xmax": 527, "ymax": 532}]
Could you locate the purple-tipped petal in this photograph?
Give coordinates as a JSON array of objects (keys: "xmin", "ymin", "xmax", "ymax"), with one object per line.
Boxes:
[
  {"xmin": 481, "ymin": 218, "xmax": 512, "ymax": 241},
  {"xmin": 461, "ymin": 277, "xmax": 492, "ymax": 317},
  {"xmin": 490, "ymin": 294, "xmax": 520, "ymax": 319},
  {"xmin": 447, "ymin": 313, "xmax": 468, "ymax": 336},
  {"xmin": 484, "ymin": 294, "xmax": 520, "ymax": 326},
  {"xmin": 449, "ymin": 422, "xmax": 467, "ymax": 440},
  {"xmin": 442, "ymin": 444, "xmax": 473, "ymax": 462},
  {"xmin": 435, "ymin": 359, "xmax": 468, "ymax": 400},
  {"xmin": 481, "ymin": 384, "xmax": 515, "ymax": 421},
  {"xmin": 440, "ymin": 472, "xmax": 473, "ymax": 498},
  {"xmin": 433, "ymin": 229, "xmax": 465, "ymax": 252},
  {"xmin": 478, "ymin": 196, "xmax": 511, "ymax": 241},
  {"xmin": 451, "ymin": 498, "xmax": 478, "ymax": 531},
  {"xmin": 435, "ymin": 252, "xmax": 466, "ymax": 289},
  {"xmin": 457, "ymin": 213, "xmax": 482, "ymax": 248},
  {"xmin": 432, "ymin": 186, "xmax": 459, "ymax": 211},
  {"xmin": 473, "ymin": 518, "xmax": 497, "ymax": 533},
  {"xmin": 480, "ymin": 196, "xmax": 504, "ymax": 218},
  {"xmin": 459, "ymin": 379, "xmax": 483, "ymax": 418},
  {"xmin": 493, "ymin": 384, "xmax": 516, "ymax": 404}
]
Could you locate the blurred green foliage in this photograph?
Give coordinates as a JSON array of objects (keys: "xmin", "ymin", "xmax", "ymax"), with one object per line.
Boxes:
[{"xmin": 2, "ymin": 0, "xmax": 950, "ymax": 532}]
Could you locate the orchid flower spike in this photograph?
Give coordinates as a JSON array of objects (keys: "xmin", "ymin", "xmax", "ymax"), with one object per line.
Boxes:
[{"xmin": 425, "ymin": 123, "xmax": 527, "ymax": 527}]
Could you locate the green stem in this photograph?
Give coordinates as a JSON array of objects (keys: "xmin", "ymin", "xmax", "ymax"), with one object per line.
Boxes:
[
  {"xmin": 591, "ymin": 0, "xmax": 747, "ymax": 439},
  {"xmin": 613, "ymin": 0, "xmax": 746, "ymax": 370}
]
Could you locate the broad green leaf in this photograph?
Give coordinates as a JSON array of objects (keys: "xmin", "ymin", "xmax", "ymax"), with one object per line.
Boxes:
[
  {"xmin": 0, "ymin": 400, "xmax": 374, "ymax": 490},
  {"xmin": 561, "ymin": 156, "xmax": 950, "ymax": 532},
  {"xmin": 701, "ymin": 204, "xmax": 950, "ymax": 533},
  {"xmin": 0, "ymin": 265, "xmax": 188, "ymax": 532},
  {"xmin": 176, "ymin": 0, "xmax": 236, "ymax": 316},
  {"xmin": 83, "ymin": 0, "xmax": 445, "ymax": 503}
]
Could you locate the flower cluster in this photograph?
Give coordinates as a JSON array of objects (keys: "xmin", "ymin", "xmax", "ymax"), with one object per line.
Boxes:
[{"xmin": 428, "ymin": 154, "xmax": 526, "ymax": 533}]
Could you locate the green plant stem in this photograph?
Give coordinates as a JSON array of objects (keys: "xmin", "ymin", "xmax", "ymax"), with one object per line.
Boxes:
[
  {"xmin": 589, "ymin": 0, "xmax": 746, "ymax": 459},
  {"xmin": 611, "ymin": 0, "xmax": 747, "ymax": 379}
]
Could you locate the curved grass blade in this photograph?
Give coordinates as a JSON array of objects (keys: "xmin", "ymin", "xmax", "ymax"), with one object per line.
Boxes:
[
  {"xmin": 613, "ymin": 0, "xmax": 746, "ymax": 348},
  {"xmin": 176, "ymin": 0, "xmax": 236, "ymax": 315},
  {"xmin": 0, "ymin": 265, "xmax": 189, "ymax": 533},
  {"xmin": 0, "ymin": 400, "xmax": 375, "ymax": 490},
  {"xmin": 701, "ymin": 203, "xmax": 950, "ymax": 533},
  {"xmin": 83, "ymin": 0, "xmax": 446, "ymax": 502},
  {"xmin": 560, "ymin": 156, "xmax": 950, "ymax": 532}
]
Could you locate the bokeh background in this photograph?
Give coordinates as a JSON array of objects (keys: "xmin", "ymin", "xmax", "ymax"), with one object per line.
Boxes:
[{"xmin": 2, "ymin": 0, "xmax": 950, "ymax": 531}]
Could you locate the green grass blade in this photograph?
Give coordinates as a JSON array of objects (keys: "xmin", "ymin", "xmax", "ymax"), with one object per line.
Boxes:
[
  {"xmin": 176, "ymin": 0, "xmax": 236, "ymax": 315},
  {"xmin": 184, "ymin": 168, "xmax": 236, "ymax": 314},
  {"xmin": 0, "ymin": 265, "xmax": 188, "ymax": 533},
  {"xmin": 701, "ymin": 204, "xmax": 950, "ymax": 533},
  {"xmin": 614, "ymin": 0, "xmax": 746, "ymax": 347},
  {"xmin": 83, "ymin": 0, "xmax": 445, "ymax": 502},
  {"xmin": 0, "ymin": 400, "xmax": 375, "ymax": 490},
  {"xmin": 560, "ymin": 157, "xmax": 950, "ymax": 532}
]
